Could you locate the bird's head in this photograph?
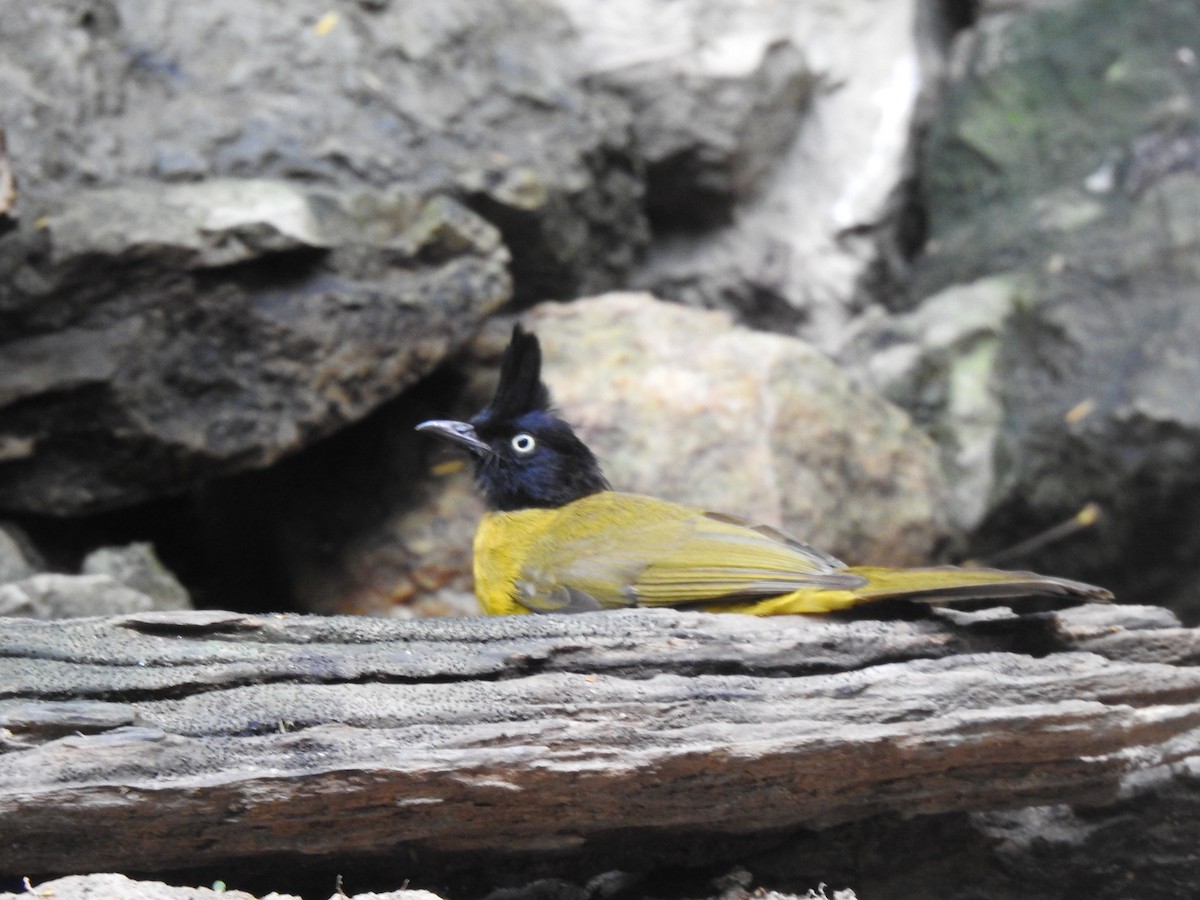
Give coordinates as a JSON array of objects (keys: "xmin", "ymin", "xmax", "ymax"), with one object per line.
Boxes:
[{"xmin": 416, "ymin": 325, "xmax": 610, "ymax": 511}]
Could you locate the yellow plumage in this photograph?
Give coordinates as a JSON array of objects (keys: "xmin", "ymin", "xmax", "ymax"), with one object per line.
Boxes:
[{"xmin": 472, "ymin": 491, "xmax": 1110, "ymax": 616}]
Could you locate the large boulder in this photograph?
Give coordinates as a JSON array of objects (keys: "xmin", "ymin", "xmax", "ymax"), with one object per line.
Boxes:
[
  {"xmin": 1, "ymin": 0, "xmax": 644, "ymax": 300},
  {"xmin": 841, "ymin": 275, "xmax": 1030, "ymax": 538},
  {"xmin": 847, "ymin": 0, "xmax": 1200, "ymax": 616},
  {"xmin": 0, "ymin": 0, "xmax": 665, "ymax": 515},
  {"xmin": 0, "ymin": 0, "xmax": 661, "ymax": 515},
  {"xmin": 553, "ymin": 0, "xmax": 815, "ymax": 229},
  {"xmin": 612, "ymin": 0, "xmax": 953, "ymax": 343},
  {"xmin": 0, "ymin": 181, "xmax": 509, "ymax": 513}
]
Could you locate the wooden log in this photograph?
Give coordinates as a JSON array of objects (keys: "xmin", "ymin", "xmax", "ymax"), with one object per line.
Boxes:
[{"xmin": 1, "ymin": 604, "xmax": 1199, "ymax": 878}]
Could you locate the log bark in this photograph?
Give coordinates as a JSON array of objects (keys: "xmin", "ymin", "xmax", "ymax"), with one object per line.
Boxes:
[{"xmin": 1, "ymin": 604, "xmax": 1199, "ymax": 882}]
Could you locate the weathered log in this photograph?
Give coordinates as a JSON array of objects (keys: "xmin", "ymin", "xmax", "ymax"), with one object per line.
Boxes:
[{"xmin": 1, "ymin": 604, "xmax": 1198, "ymax": 882}]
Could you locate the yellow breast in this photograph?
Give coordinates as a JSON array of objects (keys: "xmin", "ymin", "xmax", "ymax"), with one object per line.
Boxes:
[{"xmin": 472, "ymin": 508, "xmax": 551, "ymax": 615}]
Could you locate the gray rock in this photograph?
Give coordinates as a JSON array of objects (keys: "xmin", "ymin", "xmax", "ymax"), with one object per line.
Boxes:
[
  {"xmin": 82, "ymin": 543, "xmax": 192, "ymax": 611},
  {"xmin": 0, "ymin": 0, "xmax": 644, "ymax": 305},
  {"xmin": 0, "ymin": 521, "xmax": 41, "ymax": 584},
  {"xmin": 980, "ymin": 257, "xmax": 1200, "ymax": 616},
  {"xmin": 917, "ymin": 0, "xmax": 1200, "ymax": 295},
  {"xmin": 840, "ymin": 274, "xmax": 1025, "ymax": 535},
  {"xmin": 0, "ymin": 0, "xmax": 662, "ymax": 513},
  {"xmin": 0, "ymin": 180, "xmax": 510, "ymax": 513},
  {"xmin": 0, "ymin": 573, "xmax": 155, "ymax": 618},
  {"xmin": 871, "ymin": 0, "xmax": 1200, "ymax": 616},
  {"xmin": 580, "ymin": 33, "xmax": 814, "ymax": 229},
  {"xmin": 621, "ymin": 0, "xmax": 949, "ymax": 343}
]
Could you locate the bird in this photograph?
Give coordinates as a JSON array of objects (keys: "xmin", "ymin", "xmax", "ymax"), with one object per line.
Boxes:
[{"xmin": 416, "ymin": 325, "xmax": 1113, "ymax": 616}]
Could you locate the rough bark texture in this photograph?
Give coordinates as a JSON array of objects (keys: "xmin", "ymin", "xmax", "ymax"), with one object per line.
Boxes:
[{"xmin": 1, "ymin": 603, "xmax": 1198, "ymax": 892}]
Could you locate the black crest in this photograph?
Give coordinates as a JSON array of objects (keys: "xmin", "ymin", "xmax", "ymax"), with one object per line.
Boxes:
[
  {"xmin": 477, "ymin": 324, "xmax": 552, "ymax": 426},
  {"xmin": 417, "ymin": 322, "xmax": 610, "ymax": 509}
]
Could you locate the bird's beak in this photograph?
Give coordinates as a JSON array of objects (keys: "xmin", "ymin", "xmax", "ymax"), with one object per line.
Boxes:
[{"xmin": 415, "ymin": 419, "xmax": 490, "ymax": 456}]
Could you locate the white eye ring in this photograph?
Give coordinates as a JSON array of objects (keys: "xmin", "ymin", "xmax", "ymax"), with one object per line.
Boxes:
[{"xmin": 511, "ymin": 433, "xmax": 536, "ymax": 455}]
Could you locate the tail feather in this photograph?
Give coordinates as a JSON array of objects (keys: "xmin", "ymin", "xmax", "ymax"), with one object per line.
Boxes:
[{"xmin": 843, "ymin": 565, "xmax": 1114, "ymax": 606}]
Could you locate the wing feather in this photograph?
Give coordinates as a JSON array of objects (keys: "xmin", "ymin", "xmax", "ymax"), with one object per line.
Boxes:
[{"xmin": 514, "ymin": 493, "xmax": 863, "ymax": 611}]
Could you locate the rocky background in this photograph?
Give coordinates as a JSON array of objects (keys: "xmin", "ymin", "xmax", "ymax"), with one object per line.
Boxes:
[{"xmin": 1, "ymin": 0, "xmax": 1200, "ymax": 894}]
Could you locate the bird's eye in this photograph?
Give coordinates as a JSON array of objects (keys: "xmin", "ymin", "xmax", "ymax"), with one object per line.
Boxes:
[{"xmin": 511, "ymin": 433, "xmax": 536, "ymax": 455}]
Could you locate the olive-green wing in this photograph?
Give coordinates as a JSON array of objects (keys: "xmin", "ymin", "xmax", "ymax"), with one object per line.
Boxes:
[{"xmin": 512, "ymin": 493, "xmax": 866, "ymax": 613}]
